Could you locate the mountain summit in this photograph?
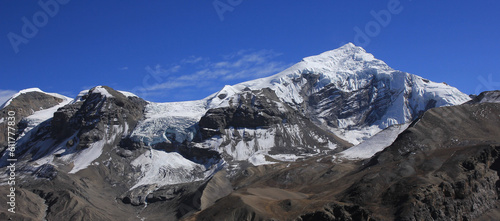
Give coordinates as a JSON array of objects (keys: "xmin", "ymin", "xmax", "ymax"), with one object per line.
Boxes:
[
  {"xmin": 1, "ymin": 44, "xmax": 491, "ymax": 221},
  {"xmin": 204, "ymin": 43, "xmax": 471, "ymax": 144}
]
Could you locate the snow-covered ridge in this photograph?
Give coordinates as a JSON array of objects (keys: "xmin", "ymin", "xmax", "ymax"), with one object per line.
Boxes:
[
  {"xmin": 72, "ymin": 87, "xmax": 138, "ymax": 104},
  {"xmin": 0, "ymin": 88, "xmax": 70, "ymax": 109},
  {"xmin": 118, "ymin": 90, "xmax": 138, "ymax": 98},
  {"xmin": 204, "ymin": 43, "xmax": 469, "ymax": 108},
  {"xmin": 1, "ymin": 44, "xmax": 473, "ymax": 173},
  {"xmin": 129, "ymin": 43, "xmax": 471, "ymax": 148},
  {"xmin": 0, "ymin": 44, "xmax": 480, "ymax": 196},
  {"xmin": 129, "ymin": 149, "xmax": 222, "ymax": 190},
  {"xmin": 206, "ymin": 43, "xmax": 392, "ymax": 103},
  {"xmin": 72, "ymin": 90, "xmax": 90, "ymax": 103}
]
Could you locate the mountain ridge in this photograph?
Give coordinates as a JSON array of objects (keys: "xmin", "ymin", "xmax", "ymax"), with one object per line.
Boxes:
[{"xmin": 1, "ymin": 44, "xmax": 491, "ymax": 221}]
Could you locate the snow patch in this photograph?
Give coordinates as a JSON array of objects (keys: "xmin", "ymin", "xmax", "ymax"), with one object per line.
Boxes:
[
  {"xmin": 19, "ymin": 97, "xmax": 73, "ymax": 139},
  {"xmin": 1, "ymin": 88, "xmax": 71, "ymax": 109},
  {"xmin": 118, "ymin": 90, "xmax": 138, "ymax": 98},
  {"xmin": 268, "ymin": 154, "xmax": 302, "ymax": 162},
  {"xmin": 248, "ymin": 153, "xmax": 274, "ymax": 166},
  {"xmin": 73, "ymin": 90, "xmax": 89, "ymax": 103},
  {"xmin": 332, "ymin": 125, "xmax": 383, "ymax": 145},
  {"xmin": 92, "ymin": 86, "xmax": 113, "ymax": 98},
  {"xmin": 338, "ymin": 123, "xmax": 410, "ymax": 160},
  {"xmin": 65, "ymin": 139, "xmax": 106, "ymax": 174},
  {"xmin": 130, "ymin": 150, "xmax": 208, "ymax": 190}
]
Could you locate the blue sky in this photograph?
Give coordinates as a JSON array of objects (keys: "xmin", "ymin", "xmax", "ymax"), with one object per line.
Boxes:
[{"xmin": 1, "ymin": 0, "xmax": 499, "ymax": 103}]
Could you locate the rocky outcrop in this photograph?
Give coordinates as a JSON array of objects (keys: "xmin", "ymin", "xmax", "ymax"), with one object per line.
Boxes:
[
  {"xmin": 199, "ymin": 88, "xmax": 294, "ymax": 139},
  {"xmin": 51, "ymin": 86, "xmax": 147, "ymax": 147},
  {"xmin": 297, "ymin": 203, "xmax": 376, "ymax": 221},
  {"xmin": 198, "ymin": 88, "xmax": 351, "ymax": 164}
]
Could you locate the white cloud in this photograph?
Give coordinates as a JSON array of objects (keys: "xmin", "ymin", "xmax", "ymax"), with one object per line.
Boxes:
[
  {"xmin": 119, "ymin": 66, "xmax": 129, "ymax": 70},
  {"xmin": 181, "ymin": 56, "xmax": 204, "ymax": 64},
  {"xmin": 131, "ymin": 49, "xmax": 293, "ymax": 101},
  {"xmin": 0, "ymin": 90, "xmax": 17, "ymax": 107},
  {"xmin": 145, "ymin": 81, "xmax": 196, "ymax": 91},
  {"xmin": 142, "ymin": 49, "xmax": 291, "ymax": 91}
]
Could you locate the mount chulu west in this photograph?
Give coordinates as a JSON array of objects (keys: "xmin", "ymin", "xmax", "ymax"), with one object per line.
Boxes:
[{"xmin": 2, "ymin": 44, "xmax": 498, "ymax": 221}]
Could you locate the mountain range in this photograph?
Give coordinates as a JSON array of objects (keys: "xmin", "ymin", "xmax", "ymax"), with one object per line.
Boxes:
[{"xmin": 1, "ymin": 43, "xmax": 499, "ymax": 221}]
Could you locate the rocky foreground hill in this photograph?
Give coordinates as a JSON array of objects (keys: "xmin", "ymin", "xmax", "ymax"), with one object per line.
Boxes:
[{"xmin": 0, "ymin": 44, "xmax": 498, "ymax": 220}]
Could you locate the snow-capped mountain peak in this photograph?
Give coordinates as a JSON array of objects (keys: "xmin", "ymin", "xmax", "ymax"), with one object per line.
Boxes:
[
  {"xmin": 300, "ymin": 42, "xmax": 384, "ymax": 69},
  {"xmin": 203, "ymin": 43, "xmax": 396, "ymax": 109},
  {"xmin": 196, "ymin": 44, "xmax": 471, "ymax": 144}
]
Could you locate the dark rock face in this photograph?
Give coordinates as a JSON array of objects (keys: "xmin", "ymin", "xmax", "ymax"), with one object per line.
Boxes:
[
  {"xmin": 198, "ymin": 88, "xmax": 351, "ymax": 160},
  {"xmin": 199, "ymin": 88, "xmax": 293, "ymax": 139},
  {"xmin": 32, "ymin": 164, "xmax": 58, "ymax": 179},
  {"xmin": 379, "ymin": 145, "xmax": 500, "ymax": 221},
  {"xmin": 51, "ymin": 86, "xmax": 147, "ymax": 148},
  {"xmin": 305, "ymin": 73, "xmax": 392, "ymax": 128},
  {"xmin": 300, "ymin": 71, "xmax": 436, "ymax": 129}
]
